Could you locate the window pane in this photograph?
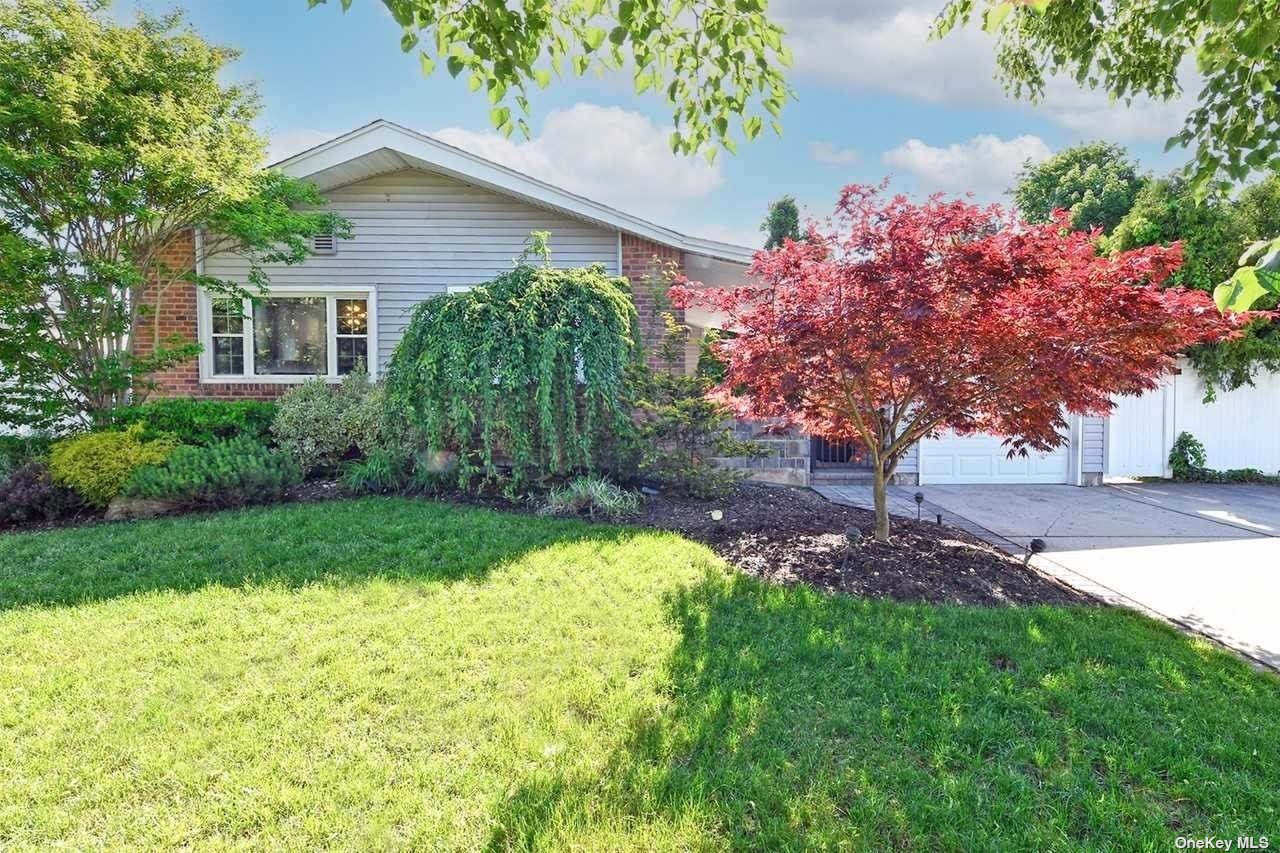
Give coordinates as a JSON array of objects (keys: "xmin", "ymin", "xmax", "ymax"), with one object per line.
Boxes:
[
  {"xmin": 212, "ymin": 336, "xmax": 244, "ymax": 375},
  {"xmin": 337, "ymin": 337, "xmax": 368, "ymax": 375},
  {"xmin": 253, "ymin": 297, "xmax": 327, "ymax": 375},
  {"xmin": 336, "ymin": 298, "xmax": 368, "ymax": 335},
  {"xmin": 211, "ymin": 299, "xmax": 244, "ymax": 334}
]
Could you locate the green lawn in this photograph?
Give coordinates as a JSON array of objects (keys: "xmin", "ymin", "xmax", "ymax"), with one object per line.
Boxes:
[{"xmin": 1, "ymin": 499, "xmax": 1277, "ymax": 850}]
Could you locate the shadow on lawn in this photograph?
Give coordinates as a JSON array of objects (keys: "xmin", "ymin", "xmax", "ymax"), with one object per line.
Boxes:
[
  {"xmin": 488, "ymin": 571, "xmax": 1280, "ymax": 850},
  {"xmin": 0, "ymin": 496, "xmax": 637, "ymax": 611}
]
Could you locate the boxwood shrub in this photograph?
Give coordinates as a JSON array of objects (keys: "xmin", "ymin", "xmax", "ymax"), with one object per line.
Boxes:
[{"xmin": 110, "ymin": 399, "xmax": 277, "ymax": 446}]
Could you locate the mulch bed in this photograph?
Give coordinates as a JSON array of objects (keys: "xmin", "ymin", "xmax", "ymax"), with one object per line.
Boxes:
[
  {"xmin": 631, "ymin": 483, "xmax": 1093, "ymax": 606},
  {"xmin": 2, "ymin": 478, "xmax": 1092, "ymax": 607}
]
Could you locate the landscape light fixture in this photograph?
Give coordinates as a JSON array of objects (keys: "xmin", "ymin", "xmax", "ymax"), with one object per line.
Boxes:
[{"xmin": 913, "ymin": 491, "xmax": 924, "ymax": 521}]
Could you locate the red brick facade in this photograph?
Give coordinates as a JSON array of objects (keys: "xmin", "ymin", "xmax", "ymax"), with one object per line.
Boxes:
[
  {"xmin": 134, "ymin": 229, "xmax": 689, "ymax": 400},
  {"xmin": 620, "ymin": 233, "xmax": 688, "ymax": 372},
  {"xmin": 132, "ymin": 230, "xmax": 289, "ymax": 401}
]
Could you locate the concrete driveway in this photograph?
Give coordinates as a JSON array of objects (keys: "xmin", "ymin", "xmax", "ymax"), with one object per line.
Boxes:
[{"xmin": 918, "ymin": 483, "xmax": 1280, "ymax": 668}]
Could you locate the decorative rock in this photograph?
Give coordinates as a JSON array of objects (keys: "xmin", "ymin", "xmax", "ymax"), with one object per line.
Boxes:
[
  {"xmin": 419, "ymin": 450, "xmax": 458, "ymax": 473},
  {"xmin": 105, "ymin": 497, "xmax": 178, "ymax": 521},
  {"xmin": 640, "ymin": 486, "xmax": 660, "ymax": 496},
  {"xmin": 709, "ymin": 509, "xmax": 724, "ymax": 522}
]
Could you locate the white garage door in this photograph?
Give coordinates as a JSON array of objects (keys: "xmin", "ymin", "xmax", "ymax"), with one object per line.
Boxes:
[{"xmin": 920, "ymin": 430, "xmax": 1071, "ymax": 484}]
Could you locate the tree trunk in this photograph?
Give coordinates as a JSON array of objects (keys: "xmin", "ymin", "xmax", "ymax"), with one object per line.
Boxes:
[{"xmin": 872, "ymin": 462, "xmax": 891, "ymax": 543}]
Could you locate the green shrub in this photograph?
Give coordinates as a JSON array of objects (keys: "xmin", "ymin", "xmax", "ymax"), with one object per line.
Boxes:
[
  {"xmin": 49, "ymin": 425, "xmax": 176, "ymax": 507},
  {"xmin": 630, "ymin": 367, "xmax": 763, "ymax": 499},
  {"xmin": 1168, "ymin": 431, "xmax": 1208, "ymax": 480},
  {"xmin": 123, "ymin": 437, "xmax": 301, "ymax": 508},
  {"xmin": 0, "ymin": 461, "xmax": 86, "ymax": 524},
  {"xmin": 110, "ymin": 399, "xmax": 276, "ymax": 446},
  {"xmin": 539, "ymin": 475, "xmax": 640, "ymax": 520},
  {"xmin": 340, "ymin": 380, "xmax": 418, "ymax": 459},
  {"xmin": 272, "ymin": 372, "xmax": 405, "ymax": 475},
  {"xmin": 0, "ymin": 433, "xmax": 53, "ymax": 477},
  {"xmin": 272, "ymin": 374, "xmax": 359, "ymax": 475},
  {"xmin": 1209, "ymin": 468, "xmax": 1280, "ymax": 484}
]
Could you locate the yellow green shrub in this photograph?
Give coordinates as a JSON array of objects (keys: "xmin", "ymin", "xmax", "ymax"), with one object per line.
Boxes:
[{"xmin": 49, "ymin": 425, "xmax": 176, "ymax": 508}]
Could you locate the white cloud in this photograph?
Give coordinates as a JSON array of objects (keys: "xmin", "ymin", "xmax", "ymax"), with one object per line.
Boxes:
[
  {"xmin": 433, "ymin": 103, "xmax": 722, "ymax": 216},
  {"xmin": 809, "ymin": 141, "xmax": 860, "ymax": 166},
  {"xmin": 265, "ymin": 128, "xmax": 341, "ymax": 164},
  {"xmin": 693, "ymin": 222, "xmax": 764, "ymax": 250},
  {"xmin": 882, "ymin": 133, "xmax": 1052, "ymax": 199},
  {"xmin": 773, "ymin": 0, "xmax": 1196, "ymax": 143}
]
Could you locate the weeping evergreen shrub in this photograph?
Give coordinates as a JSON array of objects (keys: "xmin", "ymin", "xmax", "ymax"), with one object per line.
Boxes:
[{"xmin": 385, "ymin": 262, "xmax": 638, "ymax": 487}]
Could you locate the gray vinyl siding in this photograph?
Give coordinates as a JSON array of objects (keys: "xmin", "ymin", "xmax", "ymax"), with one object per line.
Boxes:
[
  {"xmin": 1081, "ymin": 415, "xmax": 1106, "ymax": 474},
  {"xmin": 204, "ymin": 168, "xmax": 620, "ymax": 370}
]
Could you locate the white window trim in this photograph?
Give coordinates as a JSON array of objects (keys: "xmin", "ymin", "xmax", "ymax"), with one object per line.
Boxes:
[{"xmin": 196, "ymin": 285, "xmax": 377, "ymax": 384}]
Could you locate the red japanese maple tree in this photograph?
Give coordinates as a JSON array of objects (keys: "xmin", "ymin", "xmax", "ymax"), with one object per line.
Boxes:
[{"xmin": 671, "ymin": 184, "xmax": 1250, "ymax": 541}]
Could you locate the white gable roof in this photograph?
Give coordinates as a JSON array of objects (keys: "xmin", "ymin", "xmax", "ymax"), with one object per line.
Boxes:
[{"xmin": 270, "ymin": 119, "xmax": 755, "ymax": 265}]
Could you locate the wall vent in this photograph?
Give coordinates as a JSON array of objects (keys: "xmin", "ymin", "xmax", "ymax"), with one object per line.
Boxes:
[{"xmin": 312, "ymin": 232, "xmax": 336, "ymax": 254}]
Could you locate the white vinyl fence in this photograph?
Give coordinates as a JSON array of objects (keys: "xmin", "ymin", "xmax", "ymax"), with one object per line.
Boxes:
[{"xmin": 1107, "ymin": 359, "xmax": 1280, "ymax": 477}]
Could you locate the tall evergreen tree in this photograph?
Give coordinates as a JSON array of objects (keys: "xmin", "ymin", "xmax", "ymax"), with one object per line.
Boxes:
[{"xmin": 760, "ymin": 196, "xmax": 802, "ymax": 249}]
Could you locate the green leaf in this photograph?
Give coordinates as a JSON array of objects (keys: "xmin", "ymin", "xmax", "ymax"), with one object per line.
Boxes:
[
  {"xmin": 1214, "ymin": 267, "xmax": 1267, "ymax": 312},
  {"xmin": 1235, "ymin": 21, "xmax": 1270, "ymax": 59},
  {"xmin": 446, "ymin": 55, "xmax": 465, "ymax": 78},
  {"xmin": 634, "ymin": 71, "xmax": 654, "ymax": 94},
  {"xmin": 489, "ymin": 106, "xmax": 511, "ymax": 130},
  {"xmin": 467, "ymin": 73, "xmax": 483, "ymax": 92},
  {"xmin": 583, "ymin": 27, "xmax": 607, "ymax": 52},
  {"xmin": 1209, "ymin": 0, "xmax": 1240, "ymax": 25},
  {"xmin": 983, "ymin": 2, "xmax": 1014, "ymax": 33},
  {"xmin": 419, "ymin": 52, "xmax": 435, "ymax": 76},
  {"xmin": 533, "ymin": 68, "xmax": 552, "ymax": 89}
]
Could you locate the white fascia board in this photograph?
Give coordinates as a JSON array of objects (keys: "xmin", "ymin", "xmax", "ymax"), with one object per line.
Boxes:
[{"xmin": 271, "ymin": 120, "xmax": 755, "ymax": 265}]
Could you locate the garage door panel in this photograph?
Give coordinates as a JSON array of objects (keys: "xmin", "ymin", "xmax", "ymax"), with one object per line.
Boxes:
[
  {"xmin": 995, "ymin": 454, "xmax": 1031, "ymax": 477},
  {"xmin": 921, "ymin": 430, "xmax": 1070, "ymax": 484},
  {"xmin": 957, "ymin": 455, "xmax": 994, "ymax": 478}
]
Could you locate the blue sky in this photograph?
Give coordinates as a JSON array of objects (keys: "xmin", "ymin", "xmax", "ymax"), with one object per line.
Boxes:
[{"xmin": 124, "ymin": 0, "xmax": 1197, "ymax": 248}]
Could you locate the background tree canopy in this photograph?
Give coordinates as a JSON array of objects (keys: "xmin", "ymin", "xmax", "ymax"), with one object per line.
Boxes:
[
  {"xmin": 0, "ymin": 0, "xmax": 346, "ymax": 429},
  {"xmin": 312, "ymin": 0, "xmax": 793, "ymax": 162},
  {"xmin": 1013, "ymin": 143, "xmax": 1146, "ymax": 234},
  {"xmin": 1106, "ymin": 175, "xmax": 1280, "ymax": 395},
  {"xmin": 936, "ymin": 0, "xmax": 1280, "ymax": 311}
]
